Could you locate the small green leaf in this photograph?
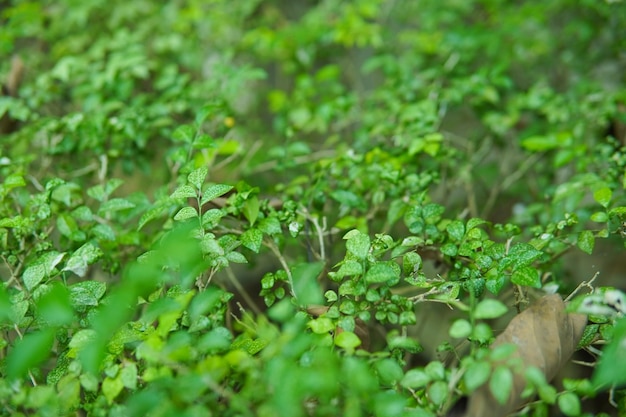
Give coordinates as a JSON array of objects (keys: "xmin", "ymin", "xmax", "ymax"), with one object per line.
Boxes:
[
  {"xmin": 69, "ymin": 281, "xmax": 106, "ymax": 307},
  {"xmin": 309, "ymin": 317, "xmax": 335, "ymax": 334},
  {"xmin": 401, "ymin": 369, "xmax": 431, "ymax": 389},
  {"xmin": 120, "ymin": 363, "xmax": 138, "ymax": 390},
  {"xmin": 428, "ymin": 380, "xmax": 448, "ymax": 406},
  {"xmin": 490, "ymin": 366, "xmax": 513, "ymax": 405},
  {"xmin": 138, "ymin": 205, "xmax": 167, "ymax": 230},
  {"xmin": 511, "ymin": 266, "xmax": 541, "ymax": 288},
  {"xmin": 593, "ymin": 187, "xmax": 612, "ymax": 209},
  {"xmin": 375, "ymin": 358, "xmax": 404, "ymax": 385},
  {"xmin": 474, "ymin": 299, "xmax": 508, "ymax": 319},
  {"xmin": 64, "ymin": 243, "xmax": 103, "ymax": 277},
  {"xmin": 102, "ymin": 375, "xmax": 124, "ymax": 404},
  {"xmin": 36, "ymin": 283, "xmax": 74, "ymax": 326},
  {"xmin": 241, "ymin": 228, "xmax": 263, "ymax": 253},
  {"xmin": 172, "ymin": 124, "xmax": 195, "ymax": 143},
  {"xmin": 558, "ymin": 392, "xmax": 581, "ymax": 416},
  {"xmin": 449, "ymin": 319, "xmax": 472, "ymax": 338},
  {"xmin": 593, "ymin": 317, "xmax": 626, "ymax": 387},
  {"xmin": 200, "ymin": 184, "xmax": 233, "ymax": 206},
  {"xmin": 590, "ymin": 211, "xmax": 608, "ymax": 222},
  {"xmin": 99, "ymin": 198, "xmax": 135, "ymax": 214},
  {"xmin": 225, "ymin": 251, "xmax": 247, "ymax": 264},
  {"xmin": 464, "ymin": 360, "xmax": 491, "ymax": 391},
  {"xmin": 188, "ymin": 166, "xmax": 208, "ymax": 190},
  {"xmin": 242, "ymin": 195, "xmax": 260, "ymax": 226},
  {"xmin": 292, "ymin": 261, "xmax": 324, "ymax": 306},
  {"xmin": 170, "ymin": 185, "xmax": 197, "ymax": 199},
  {"xmin": 365, "ymin": 263, "xmax": 399, "ymax": 284},
  {"xmin": 440, "ymin": 242, "xmax": 458, "ymax": 257},
  {"xmin": 447, "ymin": 220, "xmax": 465, "ymax": 241},
  {"xmin": 6, "ymin": 328, "xmax": 56, "ymax": 379},
  {"xmin": 174, "ymin": 206, "xmax": 198, "ymax": 221},
  {"xmin": 23, "ymin": 252, "xmax": 65, "ymax": 291},
  {"xmin": 577, "ymin": 230, "xmax": 594, "ymax": 255},
  {"xmin": 345, "ymin": 230, "xmax": 371, "ymax": 260},
  {"xmin": 258, "ymin": 216, "xmax": 282, "ymax": 235}
]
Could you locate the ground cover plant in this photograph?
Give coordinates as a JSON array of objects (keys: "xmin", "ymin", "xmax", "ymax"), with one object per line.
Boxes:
[{"xmin": 1, "ymin": 0, "xmax": 626, "ymax": 416}]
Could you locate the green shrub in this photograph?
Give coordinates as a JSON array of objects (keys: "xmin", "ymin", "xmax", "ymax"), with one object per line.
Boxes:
[{"xmin": 1, "ymin": 1, "xmax": 626, "ymax": 416}]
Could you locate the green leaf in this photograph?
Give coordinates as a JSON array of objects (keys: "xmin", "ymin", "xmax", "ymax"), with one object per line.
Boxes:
[
  {"xmin": 64, "ymin": 243, "xmax": 103, "ymax": 277},
  {"xmin": 490, "ymin": 366, "xmax": 513, "ymax": 405},
  {"xmin": 590, "ymin": 211, "xmax": 608, "ymax": 222},
  {"xmin": 138, "ymin": 205, "xmax": 167, "ymax": 230},
  {"xmin": 23, "ymin": 252, "xmax": 65, "ymax": 291},
  {"xmin": 440, "ymin": 242, "xmax": 458, "ymax": 257},
  {"xmin": 242, "ymin": 195, "xmax": 260, "ymax": 226},
  {"xmin": 593, "ymin": 187, "xmax": 612, "ymax": 208},
  {"xmin": 401, "ymin": 369, "xmax": 431, "ymax": 389},
  {"xmin": 593, "ymin": 317, "xmax": 626, "ymax": 387},
  {"xmin": 6, "ymin": 328, "xmax": 56, "ymax": 379},
  {"xmin": 99, "ymin": 198, "xmax": 136, "ymax": 214},
  {"xmin": 188, "ymin": 166, "xmax": 208, "ymax": 190},
  {"xmin": 474, "ymin": 299, "xmax": 508, "ymax": 319},
  {"xmin": 577, "ymin": 230, "xmax": 594, "ymax": 255},
  {"xmin": 200, "ymin": 184, "xmax": 233, "ymax": 206},
  {"xmin": 345, "ymin": 230, "xmax": 370, "ymax": 260},
  {"xmin": 36, "ymin": 283, "xmax": 74, "ymax": 326},
  {"xmin": 120, "ymin": 363, "xmax": 138, "ymax": 390},
  {"xmin": 447, "ymin": 220, "xmax": 465, "ymax": 241},
  {"xmin": 174, "ymin": 206, "xmax": 198, "ymax": 221},
  {"xmin": 225, "ymin": 251, "xmax": 247, "ymax": 264},
  {"xmin": 365, "ymin": 263, "xmax": 399, "ymax": 284},
  {"xmin": 258, "ymin": 216, "xmax": 282, "ymax": 235},
  {"xmin": 241, "ymin": 228, "xmax": 263, "ymax": 253},
  {"xmin": 309, "ymin": 317, "xmax": 335, "ymax": 334},
  {"xmin": 102, "ymin": 375, "xmax": 124, "ymax": 404},
  {"xmin": 428, "ymin": 380, "xmax": 448, "ymax": 406},
  {"xmin": 375, "ymin": 358, "xmax": 404, "ymax": 385},
  {"xmin": 292, "ymin": 261, "xmax": 325, "ymax": 306},
  {"xmin": 69, "ymin": 281, "xmax": 106, "ymax": 307},
  {"xmin": 464, "ymin": 360, "xmax": 491, "ymax": 391},
  {"xmin": 558, "ymin": 392, "xmax": 581, "ymax": 417},
  {"xmin": 172, "ymin": 124, "xmax": 195, "ymax": 143},
  {"xmin": 511, "ymin": 266, "xmax": 541, "ymax": 288},
  {"xmin": 170, "ymin": 185, "xmax": 197, "ymax": 199},
  {"xmin": 449, "ymin": 319, "xmax": 472, "ymax": 338}
]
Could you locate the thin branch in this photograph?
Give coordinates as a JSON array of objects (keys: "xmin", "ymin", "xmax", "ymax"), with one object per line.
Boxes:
[{"xmin": 224, "ymin": 267, "xmax": 262, "ymax": 315}]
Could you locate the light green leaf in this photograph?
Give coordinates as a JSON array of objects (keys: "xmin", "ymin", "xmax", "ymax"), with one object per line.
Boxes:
[
  {"xmin": 345, "ymin": 230, "xmax": 370, "ymax": 260},
  {"xmin": 102, "ymin": 375, "xmax": 124, "ymax": 404},
  {"xmin": 138, "ymin": 205, "xmax": 166, "ymax": 230},
  {"xmin": 225, "ymin": 251, "xmax": 247, "ymax": 264},
  {"xmin": 172, "ymin": 124, "xmax": 195, "ymax": 143},
  {"xmin": 558, "ymin": 392, "xmax": 581, "ymax": 417},
  {"xmin": 64, "ymin": 243, "xmax": 103, "ymax": 277},
  {"xmin": 335, "ymin": 331, "xmax": 361, "ymax": 351},
  {"xmin": 6, "ymin": 328, "xmax": 56, "ymax": 379},
  {"xmin": 449, "ymin": 319, "xmax": 472, "ymax": 338},
  {"xmin": 69, "ymin": 281, "xmax": 106, "ymax": 307},
  {"xmin": 170, "ymin": 185, "xmax": 197, "ymax": 199},
  {"xmin": 200, "ymin": 184, "xmax": 233, "ymax": 206},
  {"xmin": 292, "ymin": 261, "xmax": 325, "ymax": 306},
  {"xmin": 364, "ymin": 263, "xmax": 399, "ymax": 284},
  {"xmin": 401, "ymin": 369, "xmax": 431, "ymax": 389},
  {"xmin": 188, "ymin": 166, "xmax": 208, "ymax": 190},
  {"xmin": 447, "ymin": 220, "xmax": 465, "ymax": 241},
  {"xmin": 174, "ymin": 206, "xmax": 198, "ymax": 221},
  {"xmin": 464, "ymin": 360, "xmax": 491, "ymax": 391},
  {"xmin": 428, "ymin": 380, "xmax": 448, "ymax": 406},
  {"xmin": 593, "ymin": 187, "xmax": 612, "ymax": 208},
  {"xmin": 511, "ymin": 266, "xmax": 541, "ymax": 288},
  {"xmin": 242, "ymin": 195, "xmax": 260, "ymax": 226},
  {"xmin": 120, "ymin": 363, "xmax": 138, "ymax": 390},
  {"xmin": 490, "ymin": 366, "xmax": 513, "ymax": 405},
  {"xmin": 99, "ymin": 198, "xmax": 135, "ymax": 214},
  {"xmin": 577, "ymin": 230, "xmax": 594, "ymax": 255},
  {"xmin": 241, "ymin": 228, "xmax": 263, "ymax": 253},
  {"xmin": 474, "ymin": 299, "xmax": 508, "ymax": 319}
]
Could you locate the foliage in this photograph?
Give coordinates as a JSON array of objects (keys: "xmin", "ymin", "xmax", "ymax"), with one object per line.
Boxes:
[{"xmin": 1, "ymin": 0, "xmax": 626, "ymax": 416}]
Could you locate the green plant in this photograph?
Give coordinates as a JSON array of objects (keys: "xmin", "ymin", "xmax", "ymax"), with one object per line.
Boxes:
[{"xmin": 1, "ymin": 0, "xmax": 626, "ymax": 416}]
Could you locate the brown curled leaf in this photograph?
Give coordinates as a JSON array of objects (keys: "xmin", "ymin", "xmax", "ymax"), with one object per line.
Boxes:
[{"xmin": 464, "ymin": 294, "xmax": 587, "ymax": 417}]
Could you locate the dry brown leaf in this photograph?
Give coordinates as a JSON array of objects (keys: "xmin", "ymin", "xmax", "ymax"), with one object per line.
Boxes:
[{"xmin": 464, "ymin": 294, "xmax": 587, "ymax": 417}]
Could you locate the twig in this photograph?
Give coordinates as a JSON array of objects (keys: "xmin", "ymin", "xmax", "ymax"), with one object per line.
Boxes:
[
  {"xmin": 265, "ymin": 239, "xmax": 295, "ymax": 299},
  {"xmin": 565, "ymin": 271, "xmax": 599, "ymax": 302},
  {"xmin": 224, "ymin": 267, "xmax": 262, "ymax": 315}
]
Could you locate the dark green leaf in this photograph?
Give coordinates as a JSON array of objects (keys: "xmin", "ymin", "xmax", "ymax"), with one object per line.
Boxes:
[{"xmin": 511, "ymin": 266, "xmax": 541, "ymax": 288}]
